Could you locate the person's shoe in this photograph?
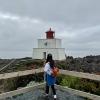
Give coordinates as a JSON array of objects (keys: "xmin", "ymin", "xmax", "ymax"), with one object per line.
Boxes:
[
  {"xmin": 43, "ymin": 93, "xmax": 49, "ymax": 97},
  {"xmin": 54, "ymin": 95, "xmax": 57, "ymax": 100},
  {"xmin": 45, "ymin": 94, "xmax": 49, "ymax": 96}
]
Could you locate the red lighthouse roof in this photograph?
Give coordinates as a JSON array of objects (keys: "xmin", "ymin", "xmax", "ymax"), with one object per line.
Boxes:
[{"xmin": 45, "ymin": 28, "xmax": 55, "ymax": 39}]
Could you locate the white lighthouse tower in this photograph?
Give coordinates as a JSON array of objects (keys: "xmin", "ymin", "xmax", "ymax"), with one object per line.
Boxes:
[{"xmin": 33, "ymin": 28, "xmax": 65, "ymax": 60}]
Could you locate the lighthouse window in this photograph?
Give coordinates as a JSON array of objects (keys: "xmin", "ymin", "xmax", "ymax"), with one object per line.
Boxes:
[{"xmin": 44, "ymin": 42, "xmax": 47, "ymax": 46}]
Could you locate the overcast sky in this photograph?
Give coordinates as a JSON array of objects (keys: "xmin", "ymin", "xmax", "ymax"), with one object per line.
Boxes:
[{"xmin": 0, "ymin": 0, "xmax": 100, "ymax": 58}]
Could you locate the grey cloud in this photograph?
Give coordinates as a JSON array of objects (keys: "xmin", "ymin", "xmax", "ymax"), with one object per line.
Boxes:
[
  {"xmin": 0, "ymin": 0, "xmax": 100, "ymax": 27},
  {"xmin": 0, "ymin": 0, "xmax": 100, "ymax": 58}
]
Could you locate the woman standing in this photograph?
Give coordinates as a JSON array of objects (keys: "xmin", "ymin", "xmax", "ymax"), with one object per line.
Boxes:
[{"xmin": 44, "ymin": 53, "xmax": 57, "ymax": 100}]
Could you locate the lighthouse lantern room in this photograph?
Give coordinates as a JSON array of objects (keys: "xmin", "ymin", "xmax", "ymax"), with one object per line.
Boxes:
[{"xmin": 46, "ymin": 28, "xmax": 55, "ymax": 39}]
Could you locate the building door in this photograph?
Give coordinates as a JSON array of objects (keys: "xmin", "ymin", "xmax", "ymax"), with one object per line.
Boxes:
[{"xmin": 43, "ymin": 52, "xmax": 46, "ymax": 60}]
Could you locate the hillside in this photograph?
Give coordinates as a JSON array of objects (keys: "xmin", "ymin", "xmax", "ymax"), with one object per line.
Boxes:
[
  {"xmin": 0, "ymin": 55, "xmax": 100, "ymax": 74},
  {"xmin": 56, "ymin": 55, "xmax": 100, "ymax": 74},
  {"xmin": 0, "ymin": 57, "xmax": 44, "ymax": 73}
]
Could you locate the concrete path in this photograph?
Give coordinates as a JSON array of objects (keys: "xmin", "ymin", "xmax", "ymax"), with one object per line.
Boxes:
[{"xmin": 4, "ymin": 87, "xmax": 86, "ymax": 100}]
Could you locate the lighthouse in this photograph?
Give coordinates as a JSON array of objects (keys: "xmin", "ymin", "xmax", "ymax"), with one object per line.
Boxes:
[{"xmin": 33, "ymin": 28, "xmax": 65, "ymax": 60}]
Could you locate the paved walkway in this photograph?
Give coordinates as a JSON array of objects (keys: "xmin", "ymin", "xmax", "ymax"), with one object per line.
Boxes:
[{"xmin": 5, "ymin": 87, "xmax": 86, "ymax": 100}]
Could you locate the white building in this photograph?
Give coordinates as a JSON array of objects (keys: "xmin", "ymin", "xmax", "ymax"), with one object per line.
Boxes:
[{"xmin": 33, "ymin": 28, "xmax": 65, "ymax": 60}]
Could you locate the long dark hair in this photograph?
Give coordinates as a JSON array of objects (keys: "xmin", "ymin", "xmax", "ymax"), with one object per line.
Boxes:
[{"xmin": 46, "ymin": 53, "xmax": 55, "ymax": 69}]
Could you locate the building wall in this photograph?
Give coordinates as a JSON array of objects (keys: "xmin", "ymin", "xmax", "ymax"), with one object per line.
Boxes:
[
  {"xmin": 38, "ymin": 39, "xmax": 61, "ymax": 48},
  {"xmin": 58, "ymin": 49, "xmax": 66, "ymax": 60},
  {"xmin": 33, "ymin": 48, "xmax": 65, "ymax": 60}
]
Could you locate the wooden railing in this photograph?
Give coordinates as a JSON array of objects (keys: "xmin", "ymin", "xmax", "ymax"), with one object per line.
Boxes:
[
  {"xmin": 0, "ymin": 68, "xmax": 43, "ymax": 80},
  {"xmin": 0, "ymin": 68, "xmax": 100, "ymax": 100},
  {"xmin": 0, "ymin": 68, "xmax": 100, "ymax": 81},
  {"xmin": 0, "ymin": 83, "xmax": 45, "ymax": 99},
  {"xmin": 59, "ymin": 69, "xmax": 100, "ymax": 81}
]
